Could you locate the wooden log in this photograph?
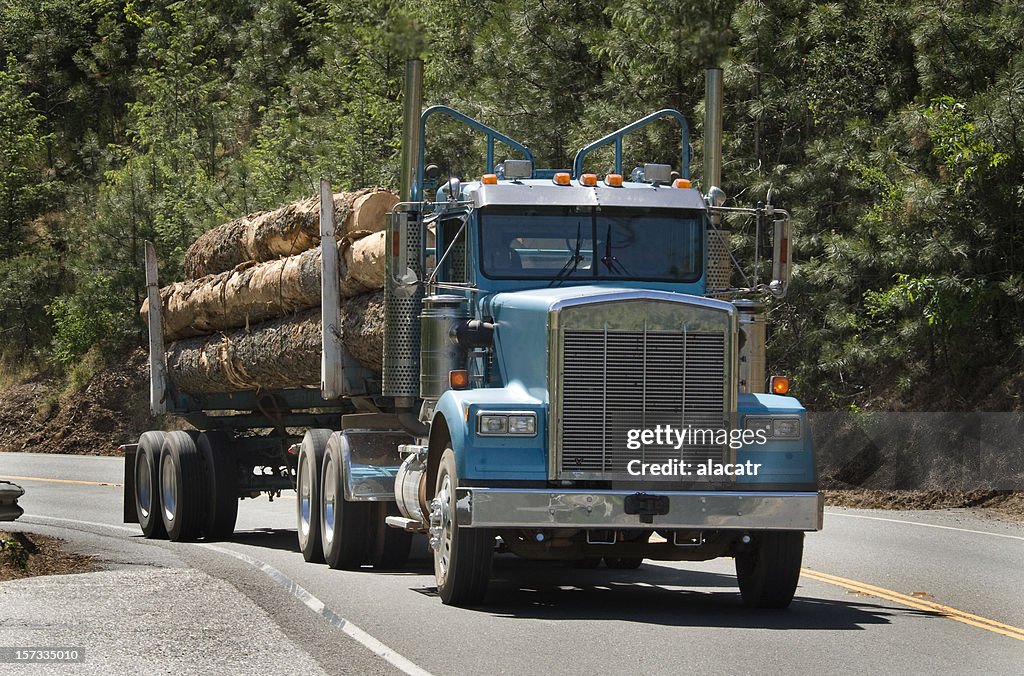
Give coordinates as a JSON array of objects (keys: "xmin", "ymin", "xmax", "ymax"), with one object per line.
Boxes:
[
  {"xmin": 144, "ymin": 230, "xmax": 386, "ymax": 341},
  {"xmin": 165, "ymin": 291, "xmax": 384, "ymax": 394},
  {"xmin": 183, "ymin": 188, "xmax": 398, "ymax": 279}
]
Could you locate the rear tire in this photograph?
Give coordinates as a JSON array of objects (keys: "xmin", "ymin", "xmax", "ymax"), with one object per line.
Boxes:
[
  {"xmin": 197, "ymin": 431, "xmax": 238, "ymax": 539},
  {"xmin": 735, "ymin": 531, "xmax": 804, "ymax": 609},
  {"xmin": 320, "ymin": 433, "xmax": 370, "ymax": 569},
  {"xmin": 297, "ymin": 429, "xmax": 332, "ymax": 563},
  {"xmin": 433, "ymin": 448, "xmax": 493, "ymax": 606},
  {"xmin": 135, "ymin": 431, "xmax": 167, "ymax": 539},
  {"xmin": 370, "ymin": 503, "xmax": 412, "ymax": 569},
  {"xmin": 159, "ymin": 431, "xmax": 203, "ymax": 541}
]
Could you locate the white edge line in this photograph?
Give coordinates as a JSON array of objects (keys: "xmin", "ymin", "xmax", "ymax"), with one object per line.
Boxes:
[
  {"xmin": 827, "ymin": 511, "xmax": 1024, "ymax": 542},
  {"xmin": 17, "ymin": 516, "xmax": 433, "ymax": 676},
  {"xmin": 199, "ymin": 544, "xmax": 434, "ymax": 676}
]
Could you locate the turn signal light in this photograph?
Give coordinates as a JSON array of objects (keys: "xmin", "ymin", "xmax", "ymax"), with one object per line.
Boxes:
[
  {"xmin": 449, "ymin": 370, "xmax": 470, "ymax": 389},
  {"xmin": 673, "ymin": 178, "xmax": 692, "ymax": 189},
  {"xmin": 771, "ymin": 375, "xmax": 790, "ymax": 395},
  {"xmin": 580, "ymin": 173, "xmax": 597, "ymax": 187},
  {"xmin": 481, "ymin": 173, "xmax": 498, "ymax": 185},
  {"xmin": 552, "ymin": 172, "xmax": 571, "ymax": 186},
  {"xmin": 604, "ymin": 173, "xmax": 623, "ymax": 187}
]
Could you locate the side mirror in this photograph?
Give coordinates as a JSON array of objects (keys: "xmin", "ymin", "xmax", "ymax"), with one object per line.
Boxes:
[
  {"xmin": 387, "ymin": 211, "xmax": 418, "ymax": 288},
  {"xmin": 770, "ymin": 214, "xmax": 792, "ymax": 297}
]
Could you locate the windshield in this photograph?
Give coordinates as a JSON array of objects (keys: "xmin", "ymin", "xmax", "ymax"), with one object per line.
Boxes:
[{"xmin": 479, "ymin": 206, "xmax": 704, "ymax": 282}]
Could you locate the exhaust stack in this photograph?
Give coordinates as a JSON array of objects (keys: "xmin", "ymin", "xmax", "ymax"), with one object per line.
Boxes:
[
  {"xmin": 704, "ymin": 67, "xmax": 731, "ymax": 295},
  {"xmin": 704, "ymin": 67, "xmax": 723, "ymax": 190},
  {"xmin": 399, "ymin": 59, "xmax": 424, "ymax": 203},
  {"xmin": 384, "ymin": 59, "xmax": 427, "ymax": 402}
]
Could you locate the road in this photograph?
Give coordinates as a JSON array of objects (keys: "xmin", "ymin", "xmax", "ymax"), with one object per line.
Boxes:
[{"xmin": 2, "ymin": 451, "xmax": 1023, "ymax": 674}]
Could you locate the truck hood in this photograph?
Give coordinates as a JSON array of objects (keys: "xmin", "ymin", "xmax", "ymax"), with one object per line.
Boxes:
[{"xmin": 483, "ymin": 286, "xmax": 734, "ymax": 401}]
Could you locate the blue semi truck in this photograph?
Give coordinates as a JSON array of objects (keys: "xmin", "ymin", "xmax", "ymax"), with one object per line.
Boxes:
[{"xmin": 125, "ymin": 59, "xmax": 822, "ymax": 608}]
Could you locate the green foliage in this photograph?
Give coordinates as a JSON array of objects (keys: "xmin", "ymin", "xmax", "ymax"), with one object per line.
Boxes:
[
  {"xmin": 0, "ymin": 537, "xmax": 29, "ymax": 571},
  {"xmin": 0, "ymin": 0, "xmax": 1020, "ymax": 409}
]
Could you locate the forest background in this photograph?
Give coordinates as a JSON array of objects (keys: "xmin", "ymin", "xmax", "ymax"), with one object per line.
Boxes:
[{"xmin": 1, "ymin": 0, "xmax": 1021, "ymax": 413}]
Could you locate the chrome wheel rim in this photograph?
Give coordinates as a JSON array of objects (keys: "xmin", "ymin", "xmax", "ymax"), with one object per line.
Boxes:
[
  {"xmin": 434, "ymin": 472, "xmax": 453, "ymax": 584},
  {"xmin": 322, "ymin": 456, "xmax": 337, "ymax": 547},
  {"xmin": 161, "ymin": 455, "xmax": 176, "ymax": 523},
  {"xmin": 136, "ymin": 451, "xmax": 151, "ymax": 519},
  {"xmin": 298, "ymin": 455, "xmax": 312, "ymax": 538}
]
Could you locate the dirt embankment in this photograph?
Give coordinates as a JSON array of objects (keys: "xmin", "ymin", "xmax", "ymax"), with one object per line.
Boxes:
[
  {"xmin": 0, "ymin": 530, "xmax": 96, "ymax": 581},
  {"xmin": 0, "ymin": 349, "xmax": 155, "ymax": 456}
]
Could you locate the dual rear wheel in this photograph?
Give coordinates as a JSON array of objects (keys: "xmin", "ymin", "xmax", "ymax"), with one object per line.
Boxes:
[
  {"xmin": 134, "ymin": 430, "xmax": 239, "ymax": 542},
  {"xmin": 296, "ymin": 429, "xmax": 412, "ymax": 570}
]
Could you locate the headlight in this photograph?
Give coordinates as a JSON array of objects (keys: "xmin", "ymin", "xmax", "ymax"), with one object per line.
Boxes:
[
  {"xmin": 476, "ymin": 412, "xmax": 537, "ymax": 436},
  {"xmin": 744, "ymin": 415, "xmax": 801, "ymax": 439},
  {"xmin": 508, "ymin": 415, "xmax": 536, "ymax": 435}
]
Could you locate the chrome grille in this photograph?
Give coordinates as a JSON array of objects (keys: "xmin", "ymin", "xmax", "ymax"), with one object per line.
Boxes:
[{"xmin": 560, "ymin": 328, "xmax": 727, "ymax": 478}]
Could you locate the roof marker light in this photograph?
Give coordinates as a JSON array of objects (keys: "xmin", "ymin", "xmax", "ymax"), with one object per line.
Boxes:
[
  {"xmin": 481, "ymin": 173, "xmax": 498, "ymax": 185},
  {"xmin": 673, "ymin": 178, "xmax": 692, "ymax": 189},
  {"xmin": 580, "ymin": 173, "xmax": 597, "ymax": 187},
  {"xmin": 604, "ymin": 174, "xmax": 623, "ymax": 187},
  {"xmin": 553, "ymin": 172, "xmax": 571, "ymax": 186}
]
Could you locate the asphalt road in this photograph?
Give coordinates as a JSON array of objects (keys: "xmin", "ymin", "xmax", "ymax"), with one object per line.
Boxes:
[{"xmin": 2, "ymin": 451, "xmax": 1023, "ymax": 674}]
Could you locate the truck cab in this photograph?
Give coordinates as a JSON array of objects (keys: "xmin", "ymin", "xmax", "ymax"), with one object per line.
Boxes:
[{"xmin": 377, "ymin": 70, "xmax": 822, "ymax": 607}]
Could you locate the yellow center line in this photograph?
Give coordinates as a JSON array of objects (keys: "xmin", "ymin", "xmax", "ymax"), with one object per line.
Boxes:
[
  {"xmin": 0, "ymin": 474, "xmax": 123, "ymax": 488},
  {"xmin": 802, "ymin": 567, "xmax": 1024, "ymax": 642}
]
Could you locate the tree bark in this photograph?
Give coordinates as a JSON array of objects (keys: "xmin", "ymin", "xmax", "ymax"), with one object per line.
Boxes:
[
  {"xmin": 182, "ymin": 188, "xmax": 397, "ymax": 279},
  {"xmin": 165, "ymin": 291, "xmax": 385, "ymax": 394},
  {"xmin": 144, "ymin": 230, "xmax": 385, "ymax": 340}
]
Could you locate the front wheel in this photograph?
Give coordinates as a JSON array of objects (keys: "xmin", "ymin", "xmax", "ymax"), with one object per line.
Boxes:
[
  {"xmin": 432, "ymin": 448, "xmax": 493, "ymax": 606},
  {"xmin": 735, "ymin": 531, "xmax": 804, "ymax": 609}
]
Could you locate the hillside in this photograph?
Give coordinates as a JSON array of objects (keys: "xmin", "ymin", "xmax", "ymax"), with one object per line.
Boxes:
[{"xmin": 0, "ymin": 1, "xmax": 1021, "ymax": 417}]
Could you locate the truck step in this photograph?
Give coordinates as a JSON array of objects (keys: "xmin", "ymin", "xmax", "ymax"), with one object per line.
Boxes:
[{"xmin": 385, "ymin": 516, "xmax": 425, "ymax": 532}]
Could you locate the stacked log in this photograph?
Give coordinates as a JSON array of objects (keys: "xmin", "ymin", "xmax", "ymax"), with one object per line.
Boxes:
[
  {"xmin": 182, "ymin": 188, "xmax": 397, "ymax": 279},
  {"xmin": 152, "ymin": 188, "xmax": 397, "ymax": 395},
  {"xmin": 145, "ymin": 230, "xmax": 385, "ymax": 341},
  {"xmin": 165, "ymin": 292, "xmax": 384, "ymax": 393}
]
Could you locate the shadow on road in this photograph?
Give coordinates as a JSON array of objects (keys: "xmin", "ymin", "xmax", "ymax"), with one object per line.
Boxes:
[
  {"xmin": 426, "ymin": 557, "xmax": 911, "ymax": 630},
  {"xmin": 216, "ymin": 530, "xmax": 913, "ymax": 631}
]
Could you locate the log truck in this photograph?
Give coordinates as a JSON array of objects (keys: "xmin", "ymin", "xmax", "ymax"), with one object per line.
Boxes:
[{"xmin": 124, "ymin": 59, "xmax": 822, "ymax": 608}]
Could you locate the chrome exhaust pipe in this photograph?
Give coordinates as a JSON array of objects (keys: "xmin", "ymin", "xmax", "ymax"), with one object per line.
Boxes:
[{"xmin": 399, "ymin": 59, "xmax": 424, "ymax": 203}]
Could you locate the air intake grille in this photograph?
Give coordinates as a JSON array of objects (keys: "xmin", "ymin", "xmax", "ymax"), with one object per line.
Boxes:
[{"xmin": 560, "ymin": 329, "xmax": 727, "ymax": 478}]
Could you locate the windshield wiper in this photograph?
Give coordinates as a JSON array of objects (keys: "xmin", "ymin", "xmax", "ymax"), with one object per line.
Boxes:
[
  {"xmin": 549, "ymin": 223, "xmax": 584, "ymax": 287},
  {"xmin": 601, "ymin": 224, "xmax": 631, "ymax": 276}
]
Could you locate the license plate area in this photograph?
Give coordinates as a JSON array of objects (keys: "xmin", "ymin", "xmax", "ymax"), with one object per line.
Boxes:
[{"xmin": 624, "ymin": 493, "xmax": 670, "ymax": 523}]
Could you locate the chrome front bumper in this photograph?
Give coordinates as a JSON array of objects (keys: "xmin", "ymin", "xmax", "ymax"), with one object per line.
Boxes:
[{"xmin": 455, "ymin": 489, "xmax": 824, "ymax": 531}]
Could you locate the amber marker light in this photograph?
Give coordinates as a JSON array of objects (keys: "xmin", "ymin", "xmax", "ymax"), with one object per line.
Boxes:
[
  {"xmin": 481, "ymin": 173, "xmax": 498, "ymax": 184},
  {"xmin": 604, "ymin": 173, "xmax": 623, "ymax": 187},
  {"xmin": 771, "ymin": 375, "xmax": 791, "ymax": 395},
  {"xmin": 552, "ymin": 172, "xmax": 571, "ymax": 185},
  {"xmin": 580, "ymin": 173, "xmax": 598, "ymax": 187},
  {"xmin": 449, "ymin": 370, "xmax": 470, "ymax": 389},
  {"xmin": 673, "ymin": 178, "xmax": 692, "ymax": 189}
]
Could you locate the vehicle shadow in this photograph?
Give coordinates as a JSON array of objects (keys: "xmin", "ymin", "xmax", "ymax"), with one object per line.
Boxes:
[{"xmin": 425, "ymin": 557, "xmax": 915, "ymax": 630}]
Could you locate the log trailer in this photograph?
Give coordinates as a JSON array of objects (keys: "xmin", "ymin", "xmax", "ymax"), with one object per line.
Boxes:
[{"xmin": 124, "ymin": 60, "xmax": 822, "ymax": 608}]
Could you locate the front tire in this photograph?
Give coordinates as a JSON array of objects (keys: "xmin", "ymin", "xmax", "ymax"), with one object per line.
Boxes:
[
  {"xmin": 159, "ymin": 431, "xmax": 203, "ymax": 541},
  {"xmin": 735, "ymin": 531, "xmax": 804, "ymax": 609},
  {"xmin": 297, "ymin": 429, "xmax": 331, "ymax": 563},
  {"xmin": 320, "ymin": 432, "xmax": 370, "ymax": 569},
  {"xmin": 135, "ymin": 431, "xmax": 167, "ymax": 539},
  {"xmin": 433, "ymin": 448, "xmax": 493, "ymax": 606}
]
